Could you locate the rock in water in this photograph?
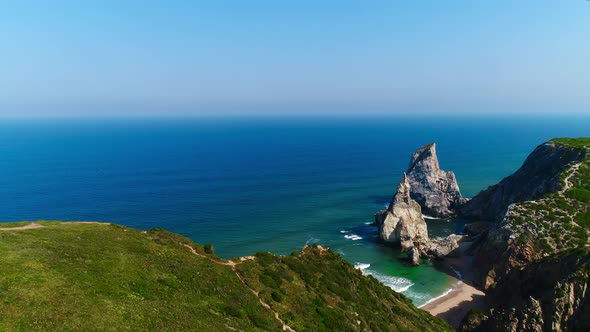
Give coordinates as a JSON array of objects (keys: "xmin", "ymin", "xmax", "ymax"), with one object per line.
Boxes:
[
  {"xmin": 375, "ymin": 173, "xmax": 428, "ymax": 265},
  {"xmin": 406, "ymin": 143, "xmax": 466, "ymax": 218}
]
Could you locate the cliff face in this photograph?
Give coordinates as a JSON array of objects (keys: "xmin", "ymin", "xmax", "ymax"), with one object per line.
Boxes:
[
  {"xmin": 460, "ymin": 141, "xmax": 587, "ymax": 222},
  {"xmin": 407, "ymin": 143, "xmax": 466, "ymax": 218},
  {"xmin": 461, "ymin": 138, "xmax": 590, "ymax": 332},
  {"xmin": 470, "ymin": 140, "xmax": 590, "ymax": 289},
  {"xmin": 461, "ymin": 249, "xmax": 590, "ymax": 332},
  {"xmin": 376, "ymin": 173, "xmax": 429, "ymax": 265}
]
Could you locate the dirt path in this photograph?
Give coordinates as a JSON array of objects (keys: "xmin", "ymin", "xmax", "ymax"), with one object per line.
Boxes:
[
  {"xmin": 183, "ymin": 244, "xmax": 296, "ymax": 332},
  {"xmin": 560, "ymin": 162, "xmax": 581, "ymax": 195},
  {"xmin": 0, "ymin": 222, "xmax": 45, "ymax": 231}
]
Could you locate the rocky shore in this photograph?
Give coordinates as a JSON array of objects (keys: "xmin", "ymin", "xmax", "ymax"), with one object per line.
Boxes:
[{"xmin": 377, "ymin": 139, "xmax": 590, "ymax": 331}]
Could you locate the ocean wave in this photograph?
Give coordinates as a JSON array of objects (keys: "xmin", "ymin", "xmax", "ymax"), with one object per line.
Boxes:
[
  {"xmin": 354, "ymin": 263, "xmax": 371, "ymax": 270},
  {"xmin": 339, "ymin": 230, "xmax": 349, "ymax": 234},
  {"xmin": 344, "ymin": 234, "xmax": 363, "ymax": 241},
  {"xmin": 422, "ymin": 214, "xmax": 439, "ymax": 220},
  {"xmin": 305, "ymin": 237, "xmax": 320, "ymax": 245},
  {"xmin": 365, "ymin": 270, "xmax": 414, "ymax": 293},
  {"xmin": 417, "ymin": 288, "xmax": 454, "ymax": 308}
]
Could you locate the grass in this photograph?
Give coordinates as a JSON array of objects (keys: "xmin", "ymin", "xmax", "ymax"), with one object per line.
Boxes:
[{"xmin": 0, "ymin": 222, "xmax": 451, "ymax": 332}]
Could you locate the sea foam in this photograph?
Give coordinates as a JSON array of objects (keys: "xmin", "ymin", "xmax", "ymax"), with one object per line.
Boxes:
[
  {"xmin": 365, "ymin": 270, "xmax": 414, "ymax": 293},
  {"xmin": 354, "ymin": 263, "xmax": 371, "ymax": 270},
  {"xmin": 344, "ymin": 234, "xmax": 362, "ymax": 241},
  {"xmin": 417, "ymin": 288, "xmax": 454, "ymax": 308}
]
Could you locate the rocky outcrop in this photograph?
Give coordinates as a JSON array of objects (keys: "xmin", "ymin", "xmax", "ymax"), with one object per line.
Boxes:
[
  {"xmin": 376, "ymin": 173, "xmax": 461, "ymax": 265},
  {"xmin": 406, "ymin": 143, "xmax": 466, "ymax": 218},
  {"xmin": 459, "ymin": 138, "xmax": 590, "ymax": 331},
  {"xmin": 376, "ymin": 173, "xmax": 428, "ymax": 265},
  {"xmin": 460, "ymin": 249, "xmax": 590, "ymax": 332},
  {"xmin": 460, "ymin": 141, "xmax": 587, "ymax": 222},
  {"xmin": 467, "ymin": 141, "xmax": 590, "ymax": 289},
  {"xmin": 422, "ymin": 234, "xmax": 462, "ymax": 258}
]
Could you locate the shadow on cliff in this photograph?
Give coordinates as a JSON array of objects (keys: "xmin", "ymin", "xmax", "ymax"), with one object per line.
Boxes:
[{"xmin": 434, "ymin": 295, "xmax": 486, "ymax": 330}]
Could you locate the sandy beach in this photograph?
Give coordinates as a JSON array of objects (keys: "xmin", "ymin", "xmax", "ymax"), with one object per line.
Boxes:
[{"xmin": 421, "ymin": 243, "xmax": 486, "ymax": 329}]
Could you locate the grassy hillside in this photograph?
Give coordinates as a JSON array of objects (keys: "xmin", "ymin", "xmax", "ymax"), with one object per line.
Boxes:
[{"xmin": 0, "ymin": 222, "xmax": 451, "ymax": 332}]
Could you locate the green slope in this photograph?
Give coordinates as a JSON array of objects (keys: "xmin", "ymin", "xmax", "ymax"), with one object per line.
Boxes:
[{"xmin": 0, "ymin": 222, "xmax": 451, "ymax": 332}]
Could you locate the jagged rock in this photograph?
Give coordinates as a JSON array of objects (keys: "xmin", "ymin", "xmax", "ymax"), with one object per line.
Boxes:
[
  {"xmin": 375, "ymin": 173, "xmax": 429, "ymax": 264},
  {"xmin": 406, "ymin": 143, "xmax": 466, "ymax": 218},
  {"xmin": 460, "ymin": 249, "xmax": 590, "ymax": 332},
  {"xmin": 407, "ymin": 246, "xmax": 421, "ymax": 266},
  {"xmin": 423, "ymin": 234, "xmax": 462, "ymax": 258},
  {"xmin": 376, "ymin": 173, "xmax": 464, "ymax": 265},
  {"xmin": 460, "ymin": 141, "xmax": 587, "ymax": 222}
]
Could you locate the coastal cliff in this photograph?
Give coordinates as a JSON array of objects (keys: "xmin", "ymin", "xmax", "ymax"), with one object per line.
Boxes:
[
  {"xmin": 461, "ymin": 248, "xmax": 590, "ymax": 332},
  {"xmin": 468, "ymin": 139, "xmax": 590, "ymax": 289},
  {"xmin": 407, "ymin": 143, "xmax": 466, "ymax": 218},
  {"xmin": 461, "ymin": 138, "xmax": 590, "ymax": 332},
  {"xmin": 460, "ymin": 141, "xmax": 587, "ymax": 222}
]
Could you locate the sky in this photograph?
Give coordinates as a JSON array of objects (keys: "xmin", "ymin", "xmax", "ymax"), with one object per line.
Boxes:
[{"xmin": 1, "ymin": 1, "xmax": 589, "ymax": 116}]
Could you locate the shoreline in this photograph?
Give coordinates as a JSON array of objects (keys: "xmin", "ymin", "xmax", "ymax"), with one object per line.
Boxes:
[{"xmin": 420, "ymin": 242, "xmax": 486, "ymax": 329}]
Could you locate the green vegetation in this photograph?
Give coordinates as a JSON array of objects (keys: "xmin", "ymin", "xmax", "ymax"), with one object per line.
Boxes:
[
  {"xmin": 0, "ymin": 222, "xmax": 450, "ymax": 332},
  {"xmin": 505, "ymin": 138, "xmax": 590, "ymax": 255},
  {"xmin": 551, "ymin": 138, "xmax": 590, "ymax": 150}
]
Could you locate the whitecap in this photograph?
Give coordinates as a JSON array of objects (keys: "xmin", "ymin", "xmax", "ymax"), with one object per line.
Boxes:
[
  {"xmin": 344, "ymin": 234, "xmax": 363, "ymax": 241},
  {"xmin": 354, "ymin": 263, "xmax": 371, "ymax": 270},
  {"xmin": 365, "ymin": 270, "xmax": 414, "ymax": 293},
  {"xmin": 339, "ymin": 230, "xmax": 349, "ymax": 234},
  {"xmin": 422, "ymin": 214, "xmax": 439, "ymax": 220}
]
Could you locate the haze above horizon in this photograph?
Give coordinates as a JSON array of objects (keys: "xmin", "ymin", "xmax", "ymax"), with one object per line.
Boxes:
[{"xmin": 1, "ymin": 1, "xmax": 589, "ymax": 116}]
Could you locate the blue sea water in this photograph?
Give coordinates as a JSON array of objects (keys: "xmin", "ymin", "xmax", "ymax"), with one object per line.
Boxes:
[{"xmin": 0, "ymin": 113, "xmax": 588, "ymax": 305}]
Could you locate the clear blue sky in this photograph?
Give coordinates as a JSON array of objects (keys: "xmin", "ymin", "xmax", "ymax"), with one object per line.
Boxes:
[{"xmin": 1, "ymin": 1, "xmax": 589, "ymax": 116}]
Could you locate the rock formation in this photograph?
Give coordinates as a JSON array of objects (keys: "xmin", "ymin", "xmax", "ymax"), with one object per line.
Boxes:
[
  {"xmin": 375, "ymin": 173, "xmax": 460, "ymax": 265},
  {"xmin": 458, "ymin": 138, "xmax": 590, "ymax": 332},
  {"xmin": 465, "ymin": 141, "xmax": 589, "ymax": 289},
  {"xmin": 460, "ymin": 249, "xmax": 590, "ymax": 332},
  {"xmin": 406, "ymin": 143, "xmax": 466, "ymax": 218},
  {"xmin": 375, "ymin": 173, "xmax": 428, "ymax": 265},
  {"xmin": 460, "ymin": 141, "xmax": 587, "ymax": 222}
]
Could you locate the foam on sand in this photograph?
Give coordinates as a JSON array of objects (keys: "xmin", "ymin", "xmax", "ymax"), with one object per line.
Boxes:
[{"xmin": 417, "ymin": 288, "xmax": 454, "ymax": 308}]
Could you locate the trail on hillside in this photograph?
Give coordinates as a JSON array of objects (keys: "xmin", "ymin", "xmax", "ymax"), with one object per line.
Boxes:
[
  {"xmin": 0, "ymin": 222, "xmax": 44, "ymax": 231},
  {"xmin": 183, "ymin": 244, "xmax": 296, "ymax": 332},
  {"xmin": 560, "ymin": 162, "xmax": 582, "ymax": 195}
]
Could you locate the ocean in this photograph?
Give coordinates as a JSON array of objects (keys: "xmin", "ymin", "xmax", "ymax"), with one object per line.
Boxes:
[{"xmin": 0, "ymin": 113, "xmax": 588, "ymax": 306}]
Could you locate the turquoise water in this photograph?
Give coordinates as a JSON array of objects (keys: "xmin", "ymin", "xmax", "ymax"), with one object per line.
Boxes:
[{"xmin": 0, "ymin": 114, "xmax": 588, "ymax": 305}]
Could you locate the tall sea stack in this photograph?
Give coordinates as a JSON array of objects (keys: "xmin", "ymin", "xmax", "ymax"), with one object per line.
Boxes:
[
  {"xmin": 406, "ymin": 143, "xmax": 466, "ymax": 218},
  {"xmin": 375, "ymin": 173, "xmax": 429, "ymax": 265}
]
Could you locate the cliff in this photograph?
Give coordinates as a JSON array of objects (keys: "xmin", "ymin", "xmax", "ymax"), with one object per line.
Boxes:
[
  {"xmin": 0, "ymin": 221, "xmax": 452, "ymax": 332},
  {"xmin": 469, "ymin": 139, "xmax": 590, "ymax": 289},
  {"xmin": 460, "ymin": 141, "xmax": 587, "ymax": 222},
  {"xmin": 461, "ymin": 138, "xmax": 590, "ymax": 332},
  {"xmin": 407, "ymin": 143, "xmax": 466, "ymax": 218},
  {"xmin": 460, "ymin": 248, "xmax": 590, "ymax": 332}
]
